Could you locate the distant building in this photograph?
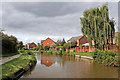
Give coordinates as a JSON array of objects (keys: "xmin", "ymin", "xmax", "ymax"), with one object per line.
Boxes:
[
  {"xmin": 27, "ymin": 42, "xmax": 37, "ymax": 49},
  {"xmin": 41, "ymin": 37, "xmax": 55, "ymax": 50},
  {"xmin": 67, "ymin": 35, "xmax": 88, "ymax": 46}
]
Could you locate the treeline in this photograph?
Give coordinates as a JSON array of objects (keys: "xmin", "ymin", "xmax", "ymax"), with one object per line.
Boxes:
[
  {"xmin": 1, "ymin": 29, "xmax": 24, "ymax": 54},
  {"xmin": 80, "ymin": 3, "xmax": 115, "ymax": 49}
]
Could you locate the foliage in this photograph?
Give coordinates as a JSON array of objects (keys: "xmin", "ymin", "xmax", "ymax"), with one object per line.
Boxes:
[
  {"xmin": 63, "ymin": 41, "xmax": 77, "ymax": 49},
  {"xmin": 61, "ymin": 38, "xmax": 66, "ymax": 46},
  {"xmin": 71, "ymin": 41, "xmax": 77, "ymax": 48},
  {"xmin": 62, "ymin": 46, "xmax": 66, "ymax": 51},
  {"xmin": 56, "ymin": 46, "xmax": 63, "ymax": 50},
  {"xmin": 39, "ymin": 50, "xmax": 44, "ymax": 53},
  {"xmin": 73, "ymin": 49, "xmax": 76, "ymax": 52},
  {"xmin": 44, "ymin": 46, "xmax": 50, "ymax": 51},
  {"xmin": 80, "ymin": 3, "xmax": 115, "ymax": 49},
  {"xmin": 56, "ymin": 38, "xmax": 66, "ymax": 46},
  {"xmin": 1, "ymin": 51, "xmax": 37, "ymax": 79},
  {"xmin": 32, "ymin": 47, "xmax": 38, "ymax": 51},
  {"xmin": 63, "ymin": 43, "xmax": 70, "ymax": 49},
  {"xmin": 1, "ymin": 30, "xmax": 18, "ymax": 54},
  {"xmin": 79, "ymin": 44, "xmax": 85, "ymax": 47},
  {"xmin": 50, "ymin": 44, "xmax": 57, "ymax": 48},
  {"xmin": 27, "ymin": 51, "xmax": 34, "ymax": 55},
  {"xmin": 17, "ymin": 41, "xmax": 24, "ymax": 50},
  {"xmin": 115, "ymin": 32, "xmax": 120, "ymax": 47},
  {"xmin": 93, "ymin": 49, "xmax": 119, "ymax": 67}
]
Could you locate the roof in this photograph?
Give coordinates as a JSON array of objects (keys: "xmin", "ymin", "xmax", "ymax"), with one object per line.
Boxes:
[
  {"xmin": 67, "ymin": 35, "xmax": 83, "ymax": 42},
  {"xmin": 41, "ymin": 40, "xmax": 45, "ymax": 43},
  {"xmin": 41, "ymin": 37, "xmax": 56, "ymax": 43}
]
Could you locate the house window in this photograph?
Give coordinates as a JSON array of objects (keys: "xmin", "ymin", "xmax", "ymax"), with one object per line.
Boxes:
[
  {"xmin": 84, "ymin": 40, "xmax": 86, "ymax": 43},
  {"xmin": 47, "ymin": 42, "xmax": 49, "ymax": 44}
]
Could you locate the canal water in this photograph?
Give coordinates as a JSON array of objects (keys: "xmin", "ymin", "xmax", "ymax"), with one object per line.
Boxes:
[{"xmin": 21, "ymin": 53, "xmax": 118, "ymax": 78}]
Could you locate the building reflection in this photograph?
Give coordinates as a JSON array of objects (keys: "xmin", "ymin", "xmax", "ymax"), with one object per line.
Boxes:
[
  {"xmin": 40, "ymin": 54, "xmax": 55, "ymax": 67},
  {"xmin": 41, "ymin": 60, "xmax": 54, "ymax": 67}
]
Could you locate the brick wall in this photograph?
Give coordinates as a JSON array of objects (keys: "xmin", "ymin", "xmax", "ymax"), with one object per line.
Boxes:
[
  {"xmin": 41, "ymin": 38, "xmax": 55, "ymax": 49},
  {"xmin": 78, "ymin": 36, "xmax": 88, "ymax": 46},
  {"xmin": 29, "ymin": 43, "xmax": 37, "ymax": 49}
]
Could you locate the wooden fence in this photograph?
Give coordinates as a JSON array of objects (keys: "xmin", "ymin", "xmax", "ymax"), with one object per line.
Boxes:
[{"xmin": 67, "ymin": 45, "xmax": 120, "ymax": 53}]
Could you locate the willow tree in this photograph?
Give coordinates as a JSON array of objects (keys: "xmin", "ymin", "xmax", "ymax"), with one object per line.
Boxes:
[{"xmin": 80, "ymin": 3, "xmax": 115, "ymax": 49}]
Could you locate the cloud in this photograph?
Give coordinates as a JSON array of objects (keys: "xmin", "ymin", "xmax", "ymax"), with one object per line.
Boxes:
[{"xmin": 2, "ymin": 2, "xmax": 118, "ymax": 44}]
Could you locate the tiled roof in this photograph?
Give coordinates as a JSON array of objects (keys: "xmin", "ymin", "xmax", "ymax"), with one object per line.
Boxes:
[
  {"xmin": 41, "ymin": 40, "xmax": 45, "ymax": 43},
  {"xmin": 41, "ymin": 37, "xmax": 56, "ymax": 43},
  {"xmin": 67, "ymin": 35, "xmax": 83, "ymax": 42}
]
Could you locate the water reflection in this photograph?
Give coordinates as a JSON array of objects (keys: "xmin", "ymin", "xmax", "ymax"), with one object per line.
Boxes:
[
  {"xmin": 41, "ymin": 54, "xmax": 55, "ymax": 67},
  {"xmin": 21, "ymin": 53, "xmax": 118, "ymax": 78}
]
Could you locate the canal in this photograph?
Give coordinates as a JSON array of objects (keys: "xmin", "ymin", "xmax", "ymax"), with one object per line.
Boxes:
[{"xmin": 21, "ymin": 53, "xmax": 118, "ymax": 78}]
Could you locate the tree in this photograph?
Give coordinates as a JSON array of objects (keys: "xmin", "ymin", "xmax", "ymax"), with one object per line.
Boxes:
[
  {"xmin": 50, "ymin": 44, "xmax": 57, "ymax": 48},
  {"xmin": 56, "ymin": 46, "xmax": 63, "ymax": 51},
  {"xmin": 61, "ymin": 38, "xmax": 66, "ymax": 46},
  {"xmin": 80, "ymin": 3, "xmax": 115, "ymax": 49},
  {"xmin": 115, "ymin": 32, "xmax": 120, "ymax": 47},
  {"xmin": 44, "ymin": 46, "xmax": 50, "ymax": 51},
  {"xmin": 17, "ymin": 41, "xmax": 24, "ymax": 50},
  {"xmin": 71, "ymin": 41, "xmax": 77, "ymax": 48},
  {"xmin": 56, "ymin": 40, "xmax": 62, "ymax": 46},
  {"xmin": 63, "ymin": 41, "xmax": 77, "ymax": 49},
  {"xmin": 63, "ymin": 43, "xmax": 70, "ymax": 49},
  {"xmin": 56, "ymin": 38, "xmax": 66, "ymax": 46},
  {"xmin": 2, "ymin": 31, "xmax": 18, "ymax": 54}
]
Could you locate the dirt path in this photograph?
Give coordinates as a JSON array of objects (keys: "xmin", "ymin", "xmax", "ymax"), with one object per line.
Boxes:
[{"xmin": 0, "ymin": 53, "xmax": 22, "ymax": 65}]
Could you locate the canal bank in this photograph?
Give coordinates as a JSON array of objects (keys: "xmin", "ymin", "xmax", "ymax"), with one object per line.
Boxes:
[
  {"xmin": 75, "ymin": 55, "xmax": 93, "ymax": 60},
  {"xmin": 1, "ymin": 51, "xmax": 37, "ymax": 80}
]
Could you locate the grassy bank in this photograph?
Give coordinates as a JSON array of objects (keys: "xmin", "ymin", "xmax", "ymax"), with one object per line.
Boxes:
[
  {"xmin": 1, "ymin": 51, "xmax": 37, "ymax": 80},
  {"xmin": 39, "ymin": 50, "xmax": 93, "ymax": 56}
]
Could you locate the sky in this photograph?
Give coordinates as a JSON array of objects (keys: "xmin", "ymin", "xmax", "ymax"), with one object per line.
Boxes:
[{"xmin": 1, "ymin": 1, "xmax": 119, "ymax": 45}]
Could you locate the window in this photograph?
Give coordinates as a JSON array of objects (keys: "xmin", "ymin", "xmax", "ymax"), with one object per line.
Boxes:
[
  {"xmin": 84, "ymin": 40, "xmax": 86, "ymax": 43},
  {"xmin": 47, "ymin": 42, "xmax": 49, "ymax": 44},
  {"xmin": 32, "ymin": 45, "xmax": 34, "ymax": 47}
]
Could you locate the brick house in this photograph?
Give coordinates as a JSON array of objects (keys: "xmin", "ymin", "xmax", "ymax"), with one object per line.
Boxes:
[
  {"xmin": 27, "ymin": 42, "xmax": 37, "ymax": 49},
  {"xmin": 67, "ymin": 35, "xmax": 88, "ymax": 46},
  {"xmin": 41, "ymin": 37, "xmax": 55, "ymax": 50}
]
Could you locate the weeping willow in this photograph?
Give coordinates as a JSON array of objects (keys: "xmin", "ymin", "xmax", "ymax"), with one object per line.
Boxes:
[{"xmin": 80, "ymin": 3, "xmax": 115, "ymax": 49}]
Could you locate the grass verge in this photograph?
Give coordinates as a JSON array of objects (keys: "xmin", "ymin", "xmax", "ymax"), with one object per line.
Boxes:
[{"xmin": 0, "ymin": 51, "xmax": 37, "ymax": 80}]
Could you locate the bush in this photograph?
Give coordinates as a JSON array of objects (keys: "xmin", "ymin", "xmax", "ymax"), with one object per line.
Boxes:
[
  {"xmin": 73, "ymin": 49, "xmax": 76, "ymax": 52},
  {"xmin": 79, "ymin": 44, "xmax": 85, "ymax": 47},
  {"xmin": 39, "ymin": 50, "xmax": 44, "ymax": 53},
  {"xmin": 27, "ymin": 51, "xmax": 34, "ymax": 55},
  {"xmin": 93, "ymin": 49, "xmax": 119, "ymax": 67},
  {"xmin": 44, "ymin": 46, "xmax": 50, "ymax": 51}
]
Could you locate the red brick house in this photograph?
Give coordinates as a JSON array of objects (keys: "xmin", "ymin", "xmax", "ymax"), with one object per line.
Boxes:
[
  {"xmin": 27, "ymin": 42, "xmax": 37, "ymax": 49},
  {"xmin": 67, "ymin": 35, "xmax": 88, "ymax": 46},
  {"xmin": 41, "ymin": 37, "xmax": 55, "ymax": 50}
]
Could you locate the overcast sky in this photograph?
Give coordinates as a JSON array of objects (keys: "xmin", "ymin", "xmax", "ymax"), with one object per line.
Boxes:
[{"xmin": 1, "ymin": 2, "xmax": 118, "ymax": 44}]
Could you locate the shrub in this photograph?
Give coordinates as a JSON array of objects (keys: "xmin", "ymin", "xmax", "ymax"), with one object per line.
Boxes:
[
  {"xmin": 27, "ymin": 51, "xmax": 34, "ymax": 55},
  {"xmin": 93, "ymin": 49, "xmax": 119, "ymax": 67},
  {"xmin": 73, "ymin": 49, "xmax": 76, "ymax": 52},
  {"xmin": 44, "ymin": 46, "xmax": 50, "ymax": 51},
  {"xmin": 39, "ymin": 50, "xmax": 44, "ymax": 53},
  {"xmin": 79, "ymin": 44, "xmax": 85, "ymax": 47}
]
